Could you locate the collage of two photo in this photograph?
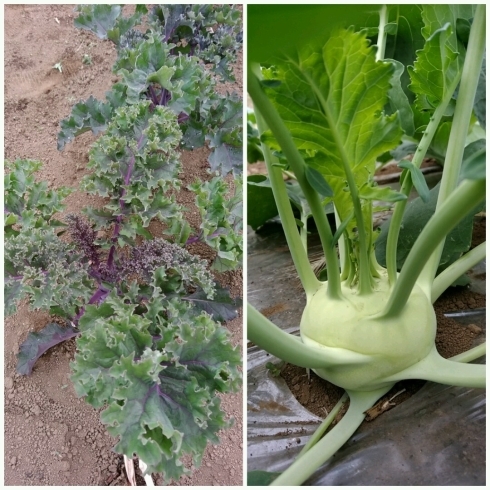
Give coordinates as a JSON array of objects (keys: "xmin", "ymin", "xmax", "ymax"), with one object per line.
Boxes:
[{"xmin": 4, "ymin": 3, "xmax": 486, "ymax": 487}]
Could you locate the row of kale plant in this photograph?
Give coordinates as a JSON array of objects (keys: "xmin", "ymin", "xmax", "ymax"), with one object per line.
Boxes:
[{"xmin": 5, "ymin": 4, "xmax": 243, "ymax": 483}]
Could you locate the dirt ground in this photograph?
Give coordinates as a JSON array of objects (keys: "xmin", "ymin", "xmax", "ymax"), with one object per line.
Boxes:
[{"xmin": 5, "ymin": 4, "xmax": 243, "ymax": 486}]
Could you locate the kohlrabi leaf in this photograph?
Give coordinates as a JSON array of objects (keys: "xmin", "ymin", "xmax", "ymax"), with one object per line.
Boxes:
[
  {"xmin": 409, "ymin": 23, "xmax": 459, "ymax": 112},
  {"xmin": 390, "ymin": 138, "xmax": 446, "ymax": 165},
  {"xmin": 358, "ymin": 183, "xmax": 407, "ymax": 202},
  {"xmin": 285, "ymin": 181, "xmax": 313, "ymax": 219},
  {"xmin": 247, "ymin": 111, "xmax": 264, "ymax": 163},
  {"xmin": 262, "ymin": 28, "xmax": 402, "ymax": 231},
  {"xmin": 260, "ymin": 79, "xmax": 282, "ymax": 88},
  {"xmin": 332, "ymin": 210, "xmax": 354, "ymax": 247},
  {"xmin": 382, "ymin": 5, "xmax": 425, "ymax": 101},
  {"xmin": 429, "ymin": 120, "xmax": 453, "ymax": 159},
  {"xmin": 409, "ymin": 5, "xmax": 475, "ymax": 112},
  {"xmin": 384, "ymin": 22, "xmax": 398, "ymax": 35},
  {"xmin": 461, "ymin": 154, "xmax": 486, "ymax": 181},
  {"xmin": 305, "ymin": 166, "xmax": 333, "ymax": 197},
  {"xmin": 17, "ymin": 323, "xmax": 79, "ymax": 375},
  {"xmin": 473, "ymin": 53, "xmax": 486, "ymax": 129},
  {"xmin": 460, "ymin": 139, "xmax": 486, "ymax": 181},
  {"xmin": 248, "ymin": 470, "xmax": 283, "ymax": 486},
  {"xmin": 398, "ymin": 160, "xmax": 430, "ymax": 202},
  {"xmin": 183, "ymin": 286, "xmax": 242, "ymax": 322},
  {"xmin": 386, "ymin": 59, "xmax": 415, "ymax": 136},
  {"xmin": 456, "ymin": 17, "xmax": 472, "ymax": 46},
  {"xmin": 421, "ymin": 5, "xmax": 476, "ymax": 42},
  {"xmin": 247, "ymin": 176, "xmax": 279, "ymax": 230},
  {"xmin": 375, "ymin": 181, "xmax": 485, "ymax": 271}
]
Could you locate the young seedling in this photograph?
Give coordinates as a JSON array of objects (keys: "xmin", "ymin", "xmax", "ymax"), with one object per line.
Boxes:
[{"xmin": 248, "ymin": 4, "xmax": 485, "ymax": 485}]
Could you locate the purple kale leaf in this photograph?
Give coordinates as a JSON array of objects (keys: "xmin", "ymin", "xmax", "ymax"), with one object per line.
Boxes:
[{"xmin": 17, "ymin": 323, "xmax": 79, "ymax": 375}]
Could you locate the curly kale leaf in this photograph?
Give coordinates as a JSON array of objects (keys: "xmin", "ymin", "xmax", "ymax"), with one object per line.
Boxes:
[
  {"xmin": 81, "ymin": 102, "xmax": 187, "ymax": 244},
  {"xmin": 148, "ymin": 4, "xmax": 242, "ymax": 81},
  {"xmin": 5, "ymin": 159, "xmax": 92, "ymax": 317},
  {"xmin": 5, "ymin": 159, "xmax": 71, "ymax": 236},
  {"xmin": 122, "ymin": 239, "xmax": 215, "ymax": 299},
  {"xmin": 149, "ymin": 4, "xmax": 191, "ymax": 42},
  {"xmin": 74, "ymin": 4, "xmax": 148, "ymax": 46},
  {"xmin": 71, "ymin": 295, "xmax": 241, "ymax": 481},
  {"xmin": 183, "ymin": 285, "xmax": 242, "ymax": 322},
  {"xmin": 181, "ymin": 93, "xmax": 242, "ymax": 176},
  {"xmin": 68, "ymin": 7, "xmax": 243, "ymax": 175},
  {"xmin": 115, "ymin": 31, "xmax": 208, "ymax": 115},
  {"xmin": 5, "ymin": 227, "xmax": 93, "ymax": 318},
  {"xmin": 57, "ymin": 85, "xmax": 127, "ymax": 150},
  {"xmin": 188, "ymin": 176, "xmax": 243, "ymax": 272},
  {"xmin": 206, "ymin": 94, "xmax": 243, "ymax": 176}
]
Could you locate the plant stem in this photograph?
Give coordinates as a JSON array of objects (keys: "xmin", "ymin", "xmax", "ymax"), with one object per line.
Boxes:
[
  {"xmin": 72, "ymin": 285, "xmax": 110, "ymax": 325},
  {"xmin": 450, "ymin": 343, "xmax": 486, "ymax": 363},
  {"xmin": 431, "ymin": 242, "xmax": 486, "ymax": 302},
  {"xmin": 270, "ymin": 387, "xmax": 392, "ymax": 486},
  {"xmin": 334, "ymin": 207, "xmax": 346, "ymax": 276},
  {"xmin": 385, "ymin": 76, "xmax": 461, "ymax": 285},
  {"xmin": 297, "ymin": 393, "xmax": 348, "ymax": 458},
  {"xmin": 376, "ymin": 5, "xmax": 388, "ymax": 61},
  {"xmin": 254, "ymin": 109, "xmax": 321, "ymax": 299},
  {"xmin": 248, "ymin": 70, "xmax": 342, "ymax": 299},
  {"xmin": 419, "ymin": 4, "xmax": 486, "ymax": 287},
  {"xmin": 383, "ymin": 345, "xmax": 485, "ymax": 388},
  {"xmin": 382, "ymin": 179, "xmax": 485, "ymax": 318},
  {"xmin": 247, "ymin": 304, "xmax": 372, "ymax": 368}
]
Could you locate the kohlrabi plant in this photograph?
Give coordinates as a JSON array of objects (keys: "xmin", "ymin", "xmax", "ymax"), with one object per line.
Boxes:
[
  {"xmin": 5, "ymin": 4, "xmax": 243, "ymax": 484},
  {"xmin": 247, "ymin": 4, "xmax": 485, "ymax": 486}
]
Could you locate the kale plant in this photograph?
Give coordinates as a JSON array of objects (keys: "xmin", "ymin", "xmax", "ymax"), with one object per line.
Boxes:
[
  {"xmin": 5, "ymin": 155, "xmax": 242, "ymax": 481},
  {"xmin": 4, "ymin": 4, "xmax": 243, "ymax": 483},
  {"xmin": 187, "ymin": 175, "xmax": 243, "ymax": 272},
  {"xmin": 58, "ymin": 4, "xmax": 243, "ymax": 177},
  {"xmin": 57, "ymin": 4, "xmax": 243, "ymax": 269}
]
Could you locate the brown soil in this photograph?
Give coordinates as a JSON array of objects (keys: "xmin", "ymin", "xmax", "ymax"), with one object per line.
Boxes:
[
  {"xmin": 281, "ymin": 220, "xmax": 486, "ymax": 423},
  {"xmin": 5, "ymin": 4, "xmax": 243, "ymax": 486}
]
